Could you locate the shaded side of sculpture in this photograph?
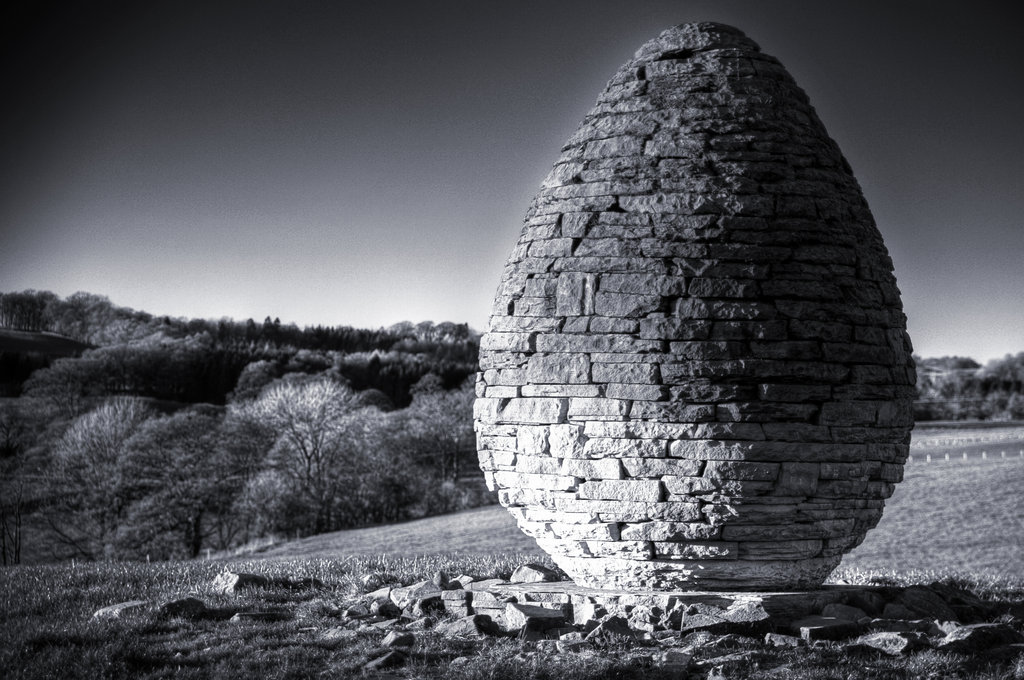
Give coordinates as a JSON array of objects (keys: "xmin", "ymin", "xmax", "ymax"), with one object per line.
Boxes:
[{"xmin": 474, "ymin": 22, "xmax": 915, "ymax": 590}]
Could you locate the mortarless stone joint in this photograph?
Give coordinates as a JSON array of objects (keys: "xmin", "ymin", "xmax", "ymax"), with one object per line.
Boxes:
[{"xmin": 474, "ymin": 22, "xmax": 915, "ymax": 591}]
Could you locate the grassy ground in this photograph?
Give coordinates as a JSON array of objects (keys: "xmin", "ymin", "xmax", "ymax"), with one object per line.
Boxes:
[
  {"xmin": 254, "ymin": 505, "xmax": 537, "ymax": 560},
  {"xmin": 840, "ymin": 457, "xmax": 1024, "ymax": 577},
  {"xmin": 0, "ymin": 558, "xmax": 1022, "ymax": 680}
]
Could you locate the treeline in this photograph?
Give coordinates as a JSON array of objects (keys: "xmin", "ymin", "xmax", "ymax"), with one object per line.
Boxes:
[
  {"xmin": 0, "ymin": 290, "xmax": 477, "ymax": 407},
  {"xmin": 0, "ymin": 289, "xmax": 475, "ymax": 358},
  {"xmin": 914, "ymin": 353, "xmax": 1024, "ymax": 421},
  {"xmin": 0, "ymin": 290, "xmax": 484, "ymax": 564}
]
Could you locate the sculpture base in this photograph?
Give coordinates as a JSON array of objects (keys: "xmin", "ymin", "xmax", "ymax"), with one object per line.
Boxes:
[{"xmin": 550, "ymin": 554, "xmax": 843, "ymax": 592}]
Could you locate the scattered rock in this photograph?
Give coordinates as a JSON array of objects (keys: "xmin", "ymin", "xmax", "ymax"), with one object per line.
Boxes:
[
  {"xmin": 764, "ymin": 632, "xmax": 802, "ymax": 647},
  {"xmin": 925, "ymin": 582, "xmax": 993, "ymax": 622},
  {"xmin": 360, "ymin": 573, "xmax": 386, "ymax": 591},
  {"xmin": 321, "ymin": 627, "xmax": 358, "ymax": 642},
  {"xmin": 93, "ymin": 600, "xmax": 149, "ymax": 619},
  {"xmin": 680, "ymin": 601, "xmax": 772, "ymax": 636},
  {"xmin": 370, "ymin": 617, "xmax": 401, "ymax": 630},
  {"xmin": 628, "ymin": 604, "xmax": 663, "ymax": 632},
  {"xmin": 344, "ymin": 602, "xmax": 370, "ymax": 618},
  {"xmin": 936, "ymin": 623, "xmax": 1024, "ymax": 654},
  {"xmin": 405, "ymin": 616, "xmax": 436, "ymax": 630},
  {"xmin": 846, "ymin": 631, "xmax": 929, "ymax": 656},
  {"xmin": 366, "ymin": 585, "xmax": 393, "ymax": 602},
  {"xmin": 229, "ymin": 610, "xmax": 293, "ymax": 623},
  {"xmin": 572, "ymin": 600, "xmax": 607, "ymax": 626},
  {"xmin": 656, "ymin": 648, "xmax": 692, "ymax": 674},
  {"xmin": 505, "ymin": 603, "xmax": 566, "ymax": 634},
  {"xmin": 364, "ymin": 649, "xmax": 407, "ymax": 672},
  {"xmin": 896, "ymin": 586, "xmax": 958, "ymax": 622},
  {"xmin": 390, "ymin": 581, "xmax": 443, "ymax": 610},
  {"xmin": 381, "ymin": 630, "xmax": 416, "ymax": 648},
  {"xmin": 431, "ymin": 570, "xmax": 450, "ymax": 590},
  {"xmin": 451, "ymin": 574, "xmax": 475, "ymax": 589},
  {"xmin": 436, "ymin": 614, "xmax": 502, "ymax": 638},
  {"xmin": 693, "ymin": 650, "xmax": 760, "ymax": 669},
  {"xmin": 585, "ymin": 615, "xmax": 639, "ymax": 646},
  {"xmin": 212, "ymin": 571, "xmax": 270, "ymax": 595},
  {"xmin": 867, "ymin": 618, "xmax": 942, "ymax": 636},
  {"xmin": 441, "ymin": 589, "xmax": 472, "ymax": 617},
  {"xmin": 157, "ymin": 597, "xmax": 207, "ymax": 620},
  {"xmin": 821, "ymin": 603, "xmax": 867, "ymax": 621},
  {"xmin": 464, "ymin": 578, "xmax": 509, "ymax": 591},
  {"xmin": 409, "ymin": 596, "xmax": 444, "ymax": 618},
  {"xmin": 845, "ymin": 590, "xmax": 887, "ymax": 617},
  {"xmin": 881, "ymin": 603, "xmax": 918, "ymax": 620},
  {"xmin": 509, "ymin": 563, "xmax": 561, "ymax": 583},
  {"xmin": 371, "ymin": 599, "xmax": 403, "ymax": 618},
  {"xmin": 790, "ymin": 615, "xmax": 861, "ymax": 642}
]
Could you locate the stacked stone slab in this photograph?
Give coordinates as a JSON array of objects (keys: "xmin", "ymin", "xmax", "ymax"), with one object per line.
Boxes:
[{"xmin": 474, "ymin": 22, "xmax": 915, "ymax": 591}]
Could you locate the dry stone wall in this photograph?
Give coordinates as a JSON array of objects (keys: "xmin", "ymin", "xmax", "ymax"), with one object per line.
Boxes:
[{"xmin": 474, "ymin": 22, "xmax": 915, "ymax": 591}]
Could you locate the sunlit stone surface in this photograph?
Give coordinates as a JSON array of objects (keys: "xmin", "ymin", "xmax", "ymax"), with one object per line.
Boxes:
[{"xmin": 474, "ymin": 22, "xmax": 915, "ymax": 591}]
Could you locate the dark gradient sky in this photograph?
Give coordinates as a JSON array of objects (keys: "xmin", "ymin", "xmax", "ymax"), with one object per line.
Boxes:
[{"xmin": 2, "ymin": 1, "xmax": 1021, "ymax": 361}]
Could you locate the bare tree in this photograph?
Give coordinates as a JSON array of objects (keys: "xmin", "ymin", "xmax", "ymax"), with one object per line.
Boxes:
[
  {"xmin": 46, "ymin": 397, "xmax": 152, "ymax": 559},
  {"xmin": 242, "ymin": 378, "xmax": 365, "ymax": 533}
]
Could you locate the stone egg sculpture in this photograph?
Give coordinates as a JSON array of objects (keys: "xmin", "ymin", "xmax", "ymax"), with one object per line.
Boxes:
[{"xmin": 474, "ymin": 22, "xmax": 915, "ymax": 591}]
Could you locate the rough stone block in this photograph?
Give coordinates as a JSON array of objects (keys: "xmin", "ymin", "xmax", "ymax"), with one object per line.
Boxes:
[
  {"xmin": 562, "ymin": 458, "xmax": 623, "ymax": 479},
  {"xmin": 526, "ymin": 353, "xmax": 591, "ymax": 384},
  {"xmin": 555, "ymin": 273, "xmax": 597, "ymax": 316},
  {"xmin": 584, "ymin": 438, "xmax": 666, "ymax": 458},
  {"xmin": 498, "ymin": 398, "xmax": 568, "ymax": 424},
  {"xmin": 568, "ymin": 398, "xmax": 631, "ymax": 419},
  {"xmin": 621, "ymin": 522, "xmax": 719, "ymax": 541},
  {"xmin": 621, "ymin": 457, "xmax": 703, "ymax": 478},
  {"xmin": 578, "ymin": 480, "xmax": 662, "ymax": 502}
]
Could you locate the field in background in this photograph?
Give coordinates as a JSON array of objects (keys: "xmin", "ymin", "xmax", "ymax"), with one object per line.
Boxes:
[{"xmin": 253, "ymin": 425, "xmax": 1024, "ymax": 579}]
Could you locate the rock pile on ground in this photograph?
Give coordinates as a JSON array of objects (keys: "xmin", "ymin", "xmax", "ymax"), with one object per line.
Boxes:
[
  {"xmin": 331, "ymin": 567, "xmax": 1023, "ymax": 673},
  {"xmin": 88, "ymin": 566, "xmax": 1024, "ymax": 675}
]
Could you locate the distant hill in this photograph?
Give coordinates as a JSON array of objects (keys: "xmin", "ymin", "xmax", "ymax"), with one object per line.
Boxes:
[
  {"xmin": 0, "ymin": 329, "xmax": 92, "ymax": 396},
  {"xmin": 0, "ymin": 328, "xmax": 91, "ymax": 356}
]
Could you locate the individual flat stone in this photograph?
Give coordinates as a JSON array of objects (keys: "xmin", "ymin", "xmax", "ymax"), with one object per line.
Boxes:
[
  {"xmin": 390, "ymin": 581, "xmax": 443, "ymax": 609},
  {"xmin": 212, "ymin": 571, "xmax": 270, "ymax": 594},
  {"xmin": 157, "ymin": 597, "xmax": 207, "ymax": 620},
  {"xmin": 381, "ymin": 631, "xmax": 416, "ymax": 648},
  {"xmin": 93, "ymin": 600, "xmax": 150, "ymax": 619},
  {"xmin": 364, "ymin": 650, "xmax": 407, "ymax": 671},
  {"xmin": 846, "ymin": 631, "xmax": 928, "ymax": 656},
  {"xmin": 436, "ymin": 614, "xmax": 502, "ymax": 638},
  {"xmin": 510, "ymin": 563, "xmax": 562, "ymax": 583},
  {"xmin": 936, "ymin": 623, "xmax": 1024, "ymax": 653},
  {"xmin": 504, "ymin": 603, "xmax": 566, "ymax": 632},
  {"xmin": 585, "ymin": 615, "xmax": 640, "ymax": 645},
  {"xmin": 790, "ymin": 616, "xmax": 862, "ymax": 642}
]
